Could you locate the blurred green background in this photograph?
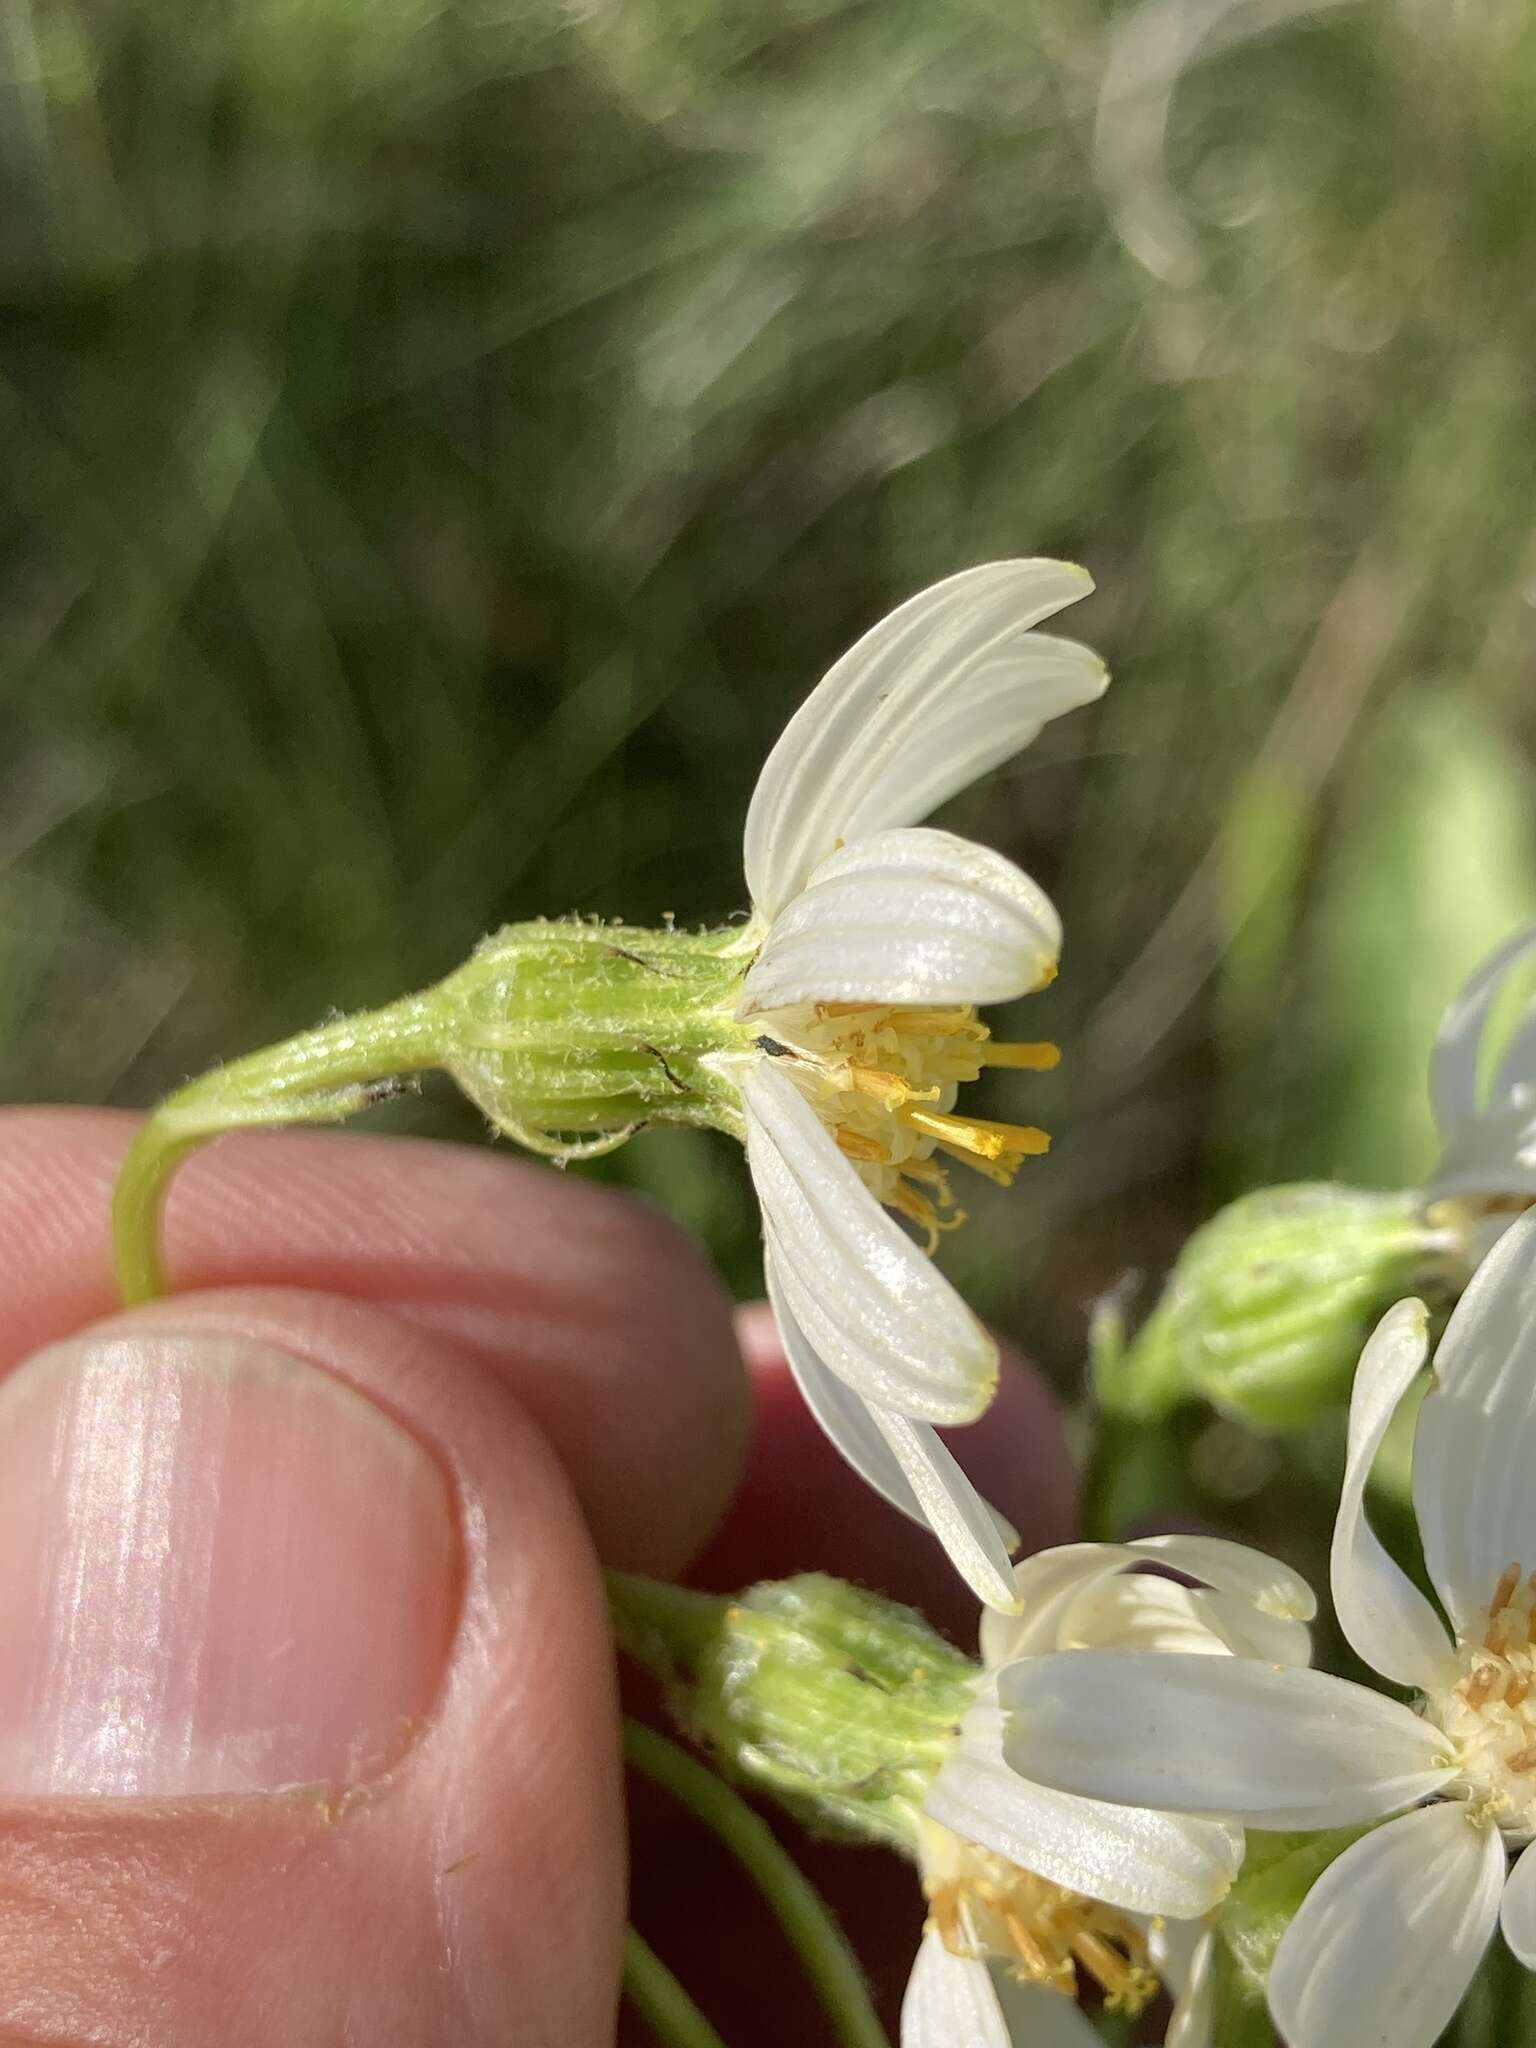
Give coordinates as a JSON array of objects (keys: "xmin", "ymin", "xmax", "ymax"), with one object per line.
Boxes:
[{"xmin": 5, "ymin": 0, "xmax": 1536, "ymax": 1402}]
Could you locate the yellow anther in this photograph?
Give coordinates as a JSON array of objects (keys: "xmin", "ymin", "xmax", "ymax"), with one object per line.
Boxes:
[
  {"xmin": 1509, "ymin": 1676, "xmax": 1531, "ymax": 1709},
  {"xmin": 1508, "ymin": 1744, "xmax": 1536, "ymax": 1775},
  {"xmin": 1493, "ymin": 1564, "xmax": 1523, "ymax": 1614},
  {"xmin": 835, "ymin": 1129, "xmax": 890, "ymax": 1163},
  {"xmin": 900, "ymin": 1106, "xmax": 1051, "ymax": 1162},
  {"xmin": 1464, "ymin": 1666, "xmax": 1500, "ymax": 1710},
  {"xmin": 980, "ymin": 1040, "xmax": 1061, "ymax": 1071},
  {"xmin": 849, "ymin": 1066, "xmax": 941, "ymax": 1109}
]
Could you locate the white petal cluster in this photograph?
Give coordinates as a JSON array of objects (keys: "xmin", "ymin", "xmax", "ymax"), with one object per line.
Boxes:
[
  {"xmin": 1001, "ymin": 1208, "xmax": 1536, "ymax": 2048},
  {"xmin": 900, "ymin": 1537, "xmax": 1313, "ymax": 2046},
  {"xmin": 1428, "ymin": 922, "xmax": 1536, "ymax": 1209},
  {"xmin": 731, "ymin": 563, "xmax": 1108, "ymax": 1610}
]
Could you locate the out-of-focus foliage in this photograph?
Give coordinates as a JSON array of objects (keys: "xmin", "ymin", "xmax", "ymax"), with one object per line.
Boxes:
[{"xmin": 3, "ymin": 0, "xmax": 1535, "ymax": 1339}]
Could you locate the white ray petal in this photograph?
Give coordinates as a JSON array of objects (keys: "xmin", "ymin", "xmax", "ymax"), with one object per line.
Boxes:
[
  {"xmin": 765, "ymin": 1261, "xmax": 1020, "ymax": 1585},
  {"xmin": 926, "ymin": 1692, "xmax": 1242, "ymax": 1918},
  {"xmin": 744, "ymin": 1063, "xmax": 996, "ymax": 1423},
  {"xmin": 1153, "ymin": 1927, "xmax": 1215, "ymax": 2048},
  {"xmin": 743, "ymin": 561, "xmax": 1104, "ymax": 918},
  {"xmin": 1056, "ymin": 1572, "xmax": 1310, "ymax": 1666},
  {"xmin": 1429, "ymin": 922, "xmax": 1536, "ymax": 1136},
  {"xmin": 1429, "ymin": 1099, "xmax": 1536, "ymax": 1202},
  {"xmin": 1331, "ymin": 1299, "xmax": 1455, "ymax": 1688},
  {"xmin": 1414, "ymin": 1208, "xmax": 1536, "ymax": 1633},
  {"xmin": 1122, "ymin": 1534, "xmax": 1317, "ymax": 1625},
  {"xmin": 901, "ymin": 1929, "xmax": 1011, "ymax": 2048},
  {"xmin": 741, "ymin": 828, "xmax": 1060, "ymax": 1014},
  {"xmin": 1500, "ymin": 1838, "xmax": 1536, "ymax": 1967},
  {"xmin": 865, "ymin": 1403, "xmax": 1022, "ymax": 1613},
  {"xmin": 991, "ymin": 1975, "xmax": 1104, "ymax": 2046},
  {"xmin": 999, "ymin": 1654, "xmax": 1455, "ymax": 1829},
  {"xmin": 979, "ymin": 1545, "xmax": 1138, "ymax": 1669},
  {"xmin": 1268, "ymin": 1803, "xmax": 1504, "ymax": 2048}
]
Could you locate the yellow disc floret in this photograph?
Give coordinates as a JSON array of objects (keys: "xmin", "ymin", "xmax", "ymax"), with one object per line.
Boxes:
[
  {"xmin": 918, "ymin": 1820, "xmax": 1157, "ymax": 2013},
  {"xmin": 1425, "ymin": 1561, "xmax": 1536, "ymax": 1838},
  {"xmin": 752, "ymin": 1000, "xmax": 1055, "ymax": 1252}
]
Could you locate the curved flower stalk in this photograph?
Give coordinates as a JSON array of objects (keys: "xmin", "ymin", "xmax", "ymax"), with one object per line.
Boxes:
[
  {"xmin": 1428, "ymin": 920, "xmax": 1536, "ymax": 1214},
  {"xmin": 1002, "ymin": 1208, "xmax": 1536, "ymax": 2048},
  {"xmin": 901, "ymin": 1536, "xmax": 1312, "ymax": 2046},
  {"xmin": 729, "ymin": 561, "xmax": 1107, "ymax": 1609}
]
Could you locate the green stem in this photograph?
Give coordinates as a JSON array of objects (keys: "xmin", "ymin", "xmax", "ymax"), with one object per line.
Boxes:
[
  {"xmin": 622, "ymin": 1720, "xmax": 890, "ymax": 2048},
  {"xmin": 622, "ymin": 1927, "xmax": 731, "ymax": 2048},
  {"xmin": 112, "ymin": 992, "xmax": 443, "ymax": 1304},
  {"xmin": 607, "ymin": 1571, "xmax": 727, "ymax": 1687}
]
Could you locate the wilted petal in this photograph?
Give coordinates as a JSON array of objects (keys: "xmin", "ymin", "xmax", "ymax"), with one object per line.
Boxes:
[
  {"xmin": 741, "ymin": 828, "xmax": 1059, "ymax": 1014},
  {"xmin": 744, "ymin": 1063, "xmax": 996, "ymax": 1423},
  {"xmin": 1414, "ymin": 1209, "xmax": 1536, "ymax": 1634},
  {"xmin": 999, "ymin": 1654, "xmax": 1454, "ymax": 1830},
  {"xmin": 1268, "ymin": 1803, "xmax": 1504, "ymax": 2048},
  {"xmin": 926, "ymin": 1692, "xmax": 1242, "ymax": 1918},
  {"xmin": 744, "ymin": 561, "xmax": 1104, "ymax": 918},
  {"xmin": 1332, "ymin": 1298, "xmax": 1454, "ymax": 1688},
  {"xmin": 901, "ymin": 1929, "xmax": 1011, "ymax": 2048}
]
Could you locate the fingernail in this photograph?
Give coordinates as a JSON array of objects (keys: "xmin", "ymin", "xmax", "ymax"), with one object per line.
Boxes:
[{"xmin": 0, "ymin": 1331, "xmax": 458, "ymax": 1797}]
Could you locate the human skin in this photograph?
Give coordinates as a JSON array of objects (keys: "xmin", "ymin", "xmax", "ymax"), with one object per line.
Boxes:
[{"xmin": 0, "ymin": 1109, "xmax": 1074, "ymax": 2045}]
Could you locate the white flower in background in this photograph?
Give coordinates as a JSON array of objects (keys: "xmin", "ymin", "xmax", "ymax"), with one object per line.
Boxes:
[
  {"xmin": 1428, "ymin": 921, "xmax": 1536, "ymax": 1214},
  {"xmin": 900, "ymin": 1535, "xmax": 1313, "ymax": 2046},
  {"xmin": 727, "ymin": 560, "xmax": 1108, "ymax": 1610},
  {"xmin": 999, "ymin": 1208, "xmax": 1536, "ymax": 2048}
]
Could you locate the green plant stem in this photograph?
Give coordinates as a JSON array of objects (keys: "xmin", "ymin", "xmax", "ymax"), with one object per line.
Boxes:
[
  {"xmin": 112, "ymin": 992, "xmax": 442, "ymax": 1303},
  {"xmin": 622, "ymin": 1719, "xmax": 890, "ymax": 2048},
  {"xmin": 622, "ymin": 1927, "xmax": 731, "ymax": 2048}
]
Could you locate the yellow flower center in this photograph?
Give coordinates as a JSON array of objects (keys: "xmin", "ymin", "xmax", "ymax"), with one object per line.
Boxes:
[
  {"xmin": 1426, "ymin": 1561, "xmax": 1536, "ymax": 1837},
  {"xmin": 918, "ymin": 1822, "xmax": 1156, "ymax": 2013},
  {"xmin": 753, "ymin": 1000, "xmax": 1056, "ymax": 1250}
]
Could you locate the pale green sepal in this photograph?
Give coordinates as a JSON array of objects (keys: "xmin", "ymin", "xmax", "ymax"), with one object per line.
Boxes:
[
  {"xmin": 608, "ymin": 1570, "xmax": 979, "ymax": 1852},
  {"xmin": 1095, "ymin": 1183, "xmax": 1444, "ymax": 1429}
]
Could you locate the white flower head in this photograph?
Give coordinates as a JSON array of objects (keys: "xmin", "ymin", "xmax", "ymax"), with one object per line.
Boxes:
[
  {"xmin": 1000, "ymin": 1208, "xmax": 1536, "ymax": 2048},
  {"xmin": 899, "ymin": 1537, "xmax": 1312, "ymax": 2047},
  {"xmin": 1427, "ymin": 920, "xmax": 1536, "ymax": 1213},
  {"xmin": 728, "ymin": 561, "xmax": 1108, "ymax": 1610}
]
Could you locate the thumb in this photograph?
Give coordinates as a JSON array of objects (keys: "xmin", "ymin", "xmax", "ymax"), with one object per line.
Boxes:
[{"xmin": 0, "ymin": 1292, "xmax": 622, "ymax": 2047}]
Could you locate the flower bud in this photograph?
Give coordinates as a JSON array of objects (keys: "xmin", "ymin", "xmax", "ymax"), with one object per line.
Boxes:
[
  {"xmin": 609, "ymin": 1571, "xmax": 978, "ymax": 1849},
  {"xmin": 1095, "ymin": 1183, "xmax": 1444, "ymax": 1429},
  {"xmin": 434, "ymin": 918, "xmax": 756, "ymax": 1158}
]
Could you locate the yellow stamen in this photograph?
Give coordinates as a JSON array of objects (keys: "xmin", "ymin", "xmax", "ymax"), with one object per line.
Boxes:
[
  {"xmin": 980, "ymin": 1040, "xmax": 1061, "ymax": 1071},
  {"xmin": 848, "ymin": 1066, "xmax": 941, "ymax": 1109},
  {"xmin": 1509, "ymin": 1744, "xmax": 1536, "ymax": 1775},
  {"xmin": 1464, "ymin": 1666, "xmax": 1500, "ymax": 1710},
  {"xmin": 899, "ymin": 1106, "xmax": 1051, "ymax": 1162},
  {"xmin": 835, "ymin": 1129, "xmax": 890, "ymax": 1163},
  {"xmin": 1493, "ymin": 1564, "xmax": 1523, "ymax": 1615}
]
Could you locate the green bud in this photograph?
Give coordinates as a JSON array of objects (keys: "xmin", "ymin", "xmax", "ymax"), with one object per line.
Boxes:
[
  {"xmin": 1094, "ymin": 1183, "xmax": 1443, "ymax": 1429},
  {"xmin": 608, "ymin": 1570, "xmax": 979, "ymax": 1851},
  {"xmin": 111, "ymin": 917, "xmax": 759, "ymax": 1303},
  {"xmin": 435, "ymin": 919, "xmax": 756, "ymax": 1153}
]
